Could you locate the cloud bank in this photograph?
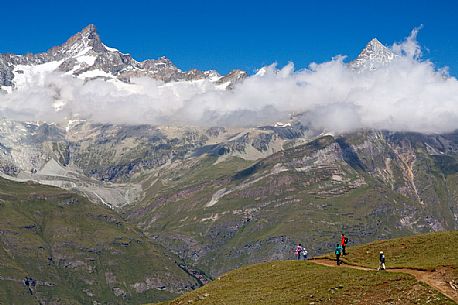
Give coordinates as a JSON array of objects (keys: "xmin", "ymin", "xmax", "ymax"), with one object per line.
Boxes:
[{"xmin": 1, "ymin": 28, "xmax": 458, "ymax": 134}]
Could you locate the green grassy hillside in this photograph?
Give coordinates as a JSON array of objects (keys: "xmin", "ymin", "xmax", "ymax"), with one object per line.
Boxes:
[
  {"xmin": 328, "ymin": 230, "xmax": 458, "ymax": 272},
  {"xmin": 150, "ymin": 261, "xmax": 454, "ymax": 305},
  {"xmin": 0, "ymin": 178, "xmax": 199, "ymax": 304},
  {"xmin": 147, "ymin": 231, "xmax": 458, "ymax": 305}
]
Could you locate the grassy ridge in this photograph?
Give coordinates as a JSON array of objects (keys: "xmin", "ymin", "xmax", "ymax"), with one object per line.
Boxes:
[
  {"xmin": 331, "ymin": 231, "xmax": 458, "ymax": 271},
  {"xmin": 148, "ymin": 231, "xmax": 458, "ymax": 305},
  {"xmin": 150, "ymin": 261, "xmax": 454, "ymax": 305}
]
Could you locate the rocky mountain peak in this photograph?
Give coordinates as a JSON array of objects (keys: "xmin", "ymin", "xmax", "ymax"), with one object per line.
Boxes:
[
  {"xmin": 0, "ymin": 24, "xmax": 246, "ymax": 91},
  {"xmin": 158, "ymin": 55, "xmax": 172, "ymax": 62},
  {"xmin": 51, "ymin": 24, "xmax": 105, "ymax": 56},
  {"xmin": 81, "ymin": 23, "xmax": 98, "ymax": 37},
  {"xmin": 368, "ymin": 37, "xmax": 383, "ymax": 48},
  {"xmin": 216, "ymin": 69, "xmax": 248, "ymax": 89},
  {"xmin": 350, "ymin": 37, "xmax": 396, "ymax": 71},
  {"xmin": 69, "ymin": 24, "xmax": 100, "ymax": 45}
]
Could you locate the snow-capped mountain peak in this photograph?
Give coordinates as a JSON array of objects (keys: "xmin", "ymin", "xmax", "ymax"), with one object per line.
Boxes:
[
  {"xmin": 0, "ymin": 24, "xmax": 244, "ymax": 93},
  {"xmin": 60, "ymin": 24, "xmax": 101, "ymax": 51},
  {"xmin": 350, "ymin": 38, "xmax": 396, "ymax": 71},
  {"xmin": 46, "ymin": 24, "xmax": 113, "ymax": 61}
]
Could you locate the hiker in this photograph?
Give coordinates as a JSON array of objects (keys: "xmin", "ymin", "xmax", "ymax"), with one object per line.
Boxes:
[
  {"xmin": 23, "ymin": 276, "xmax": 36, "ymax": 295},
  {"xmin": 302, "ymin": 248, "xmax": 308, "ymax": 260},
  {"xmin": 295, "ymin": 243, "xmax": 303, "ymax": 260},
  {"xmin": 335, "ymin": 243, "xmax": 343, "ymax": 265},
  {"xmin": 341, "ymin": 233, "xmax": 349, "ymax": 255},
  {"xmin": 378, "ymin": 251, "xmax": 386, "ymax": 270}
]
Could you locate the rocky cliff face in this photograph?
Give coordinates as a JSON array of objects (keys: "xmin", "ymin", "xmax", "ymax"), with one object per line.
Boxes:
[{"xmin": 0, "ymin": 119, "xmax": 312, "ymax": 207}]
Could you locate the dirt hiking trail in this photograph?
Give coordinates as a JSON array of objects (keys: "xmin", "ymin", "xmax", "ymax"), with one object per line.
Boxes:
[{"xmin": 310, "ymin": 258, "xmax": 458, "ymax": 303}]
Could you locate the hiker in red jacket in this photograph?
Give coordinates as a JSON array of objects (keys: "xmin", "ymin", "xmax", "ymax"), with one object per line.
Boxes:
[{"xmin": 341, "ymin": 233, "xmax": 348, "ymax": 255}]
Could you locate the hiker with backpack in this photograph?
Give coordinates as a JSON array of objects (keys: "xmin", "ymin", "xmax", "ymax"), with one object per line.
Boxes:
[
  {"xmin": 341, "ymin": 233, "xmax": 349, "ymax": 255},
  {"xmin": 378, "ymin": 251, "xmax": 386, "ymax": 270},
  {"xmin": 335, "ymin": 243, "xmax": 343, "ymax": 265},
  {"xmin": 294, "ymin": 243, "xmax": 303, "ymax": 260}
]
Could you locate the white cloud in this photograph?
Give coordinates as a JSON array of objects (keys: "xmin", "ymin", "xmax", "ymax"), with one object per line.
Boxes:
[
  {"xmin": 392, "ymin": 26, "xmax": 423, "ymax": 59},
  {"xmin": 1, "ymin": 28, "xmax": 458, "ymax": 134}
]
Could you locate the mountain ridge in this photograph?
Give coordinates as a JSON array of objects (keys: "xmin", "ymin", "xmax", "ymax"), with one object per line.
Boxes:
[
  {"xmin": 152, "ymin": 231, "xmax": 458, "ymax": 305},
  {"xmin": 0, "ymin": 24, "xmax": 246, "ymax": 93},
  {"xmin": 1, "ymin": 24, "xmax": 397, "ymax": 95}
]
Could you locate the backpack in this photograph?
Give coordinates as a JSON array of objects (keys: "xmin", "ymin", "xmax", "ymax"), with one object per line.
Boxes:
[
  {"xmin": 335, "ymin": 248, "xmax": 341, "ymax": 255},
  {"xmin": 344, "ymin": 237, "xmax": 349, "ymax": 244}
]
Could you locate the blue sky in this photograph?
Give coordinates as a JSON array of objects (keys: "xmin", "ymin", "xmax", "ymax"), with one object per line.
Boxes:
[{"xmin": 1, "ymin": 0, "xmax": 458, "ymax": 75}]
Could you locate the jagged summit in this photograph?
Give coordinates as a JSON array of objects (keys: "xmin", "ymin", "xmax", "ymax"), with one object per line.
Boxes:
[
  {"xmin": 81, "ymin": 23, "xmax": 97, "ymax": 35},
  {"xmin": 216, "ymin": 69, "xmax": 248, "ymax": 89},
  {"xmin": 48, "ymin": 24, "xmax": 106, "ymax": 58},
  {"xmin": 350, "ymin": 37, "xmax": 396, "ymax": 71},
  {"xmin": 72, "ymin": 23, "xmax": 99, "ymax": 41},
  {"xmin": 0, "ymin": 24, "xmax": 245, "ymax": 93},
  {"xmin": 364, "ymin": 38, "xmax": 391, "ymax": 56},
  {"xmin": 64, "ymin": 24, "xmax": 101, "ymax": 47},
  {"xmin": 368, "ymin": 37, "xmax": 383, "ymax": 46}
]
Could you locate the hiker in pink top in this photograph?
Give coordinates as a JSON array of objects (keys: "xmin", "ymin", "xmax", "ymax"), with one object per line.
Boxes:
[{"xmin": 294, "ymin": 243, "xmax": 303, "ymax": 260}]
